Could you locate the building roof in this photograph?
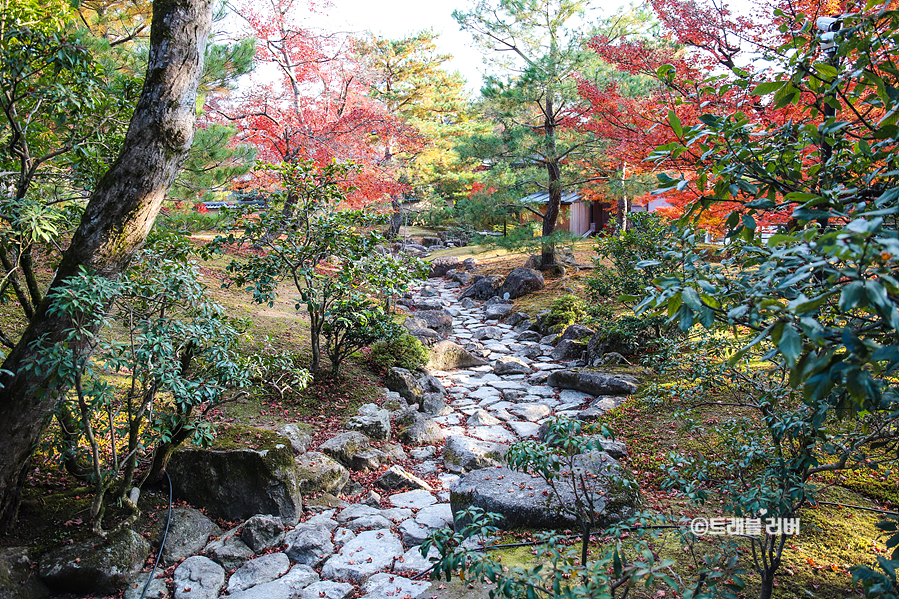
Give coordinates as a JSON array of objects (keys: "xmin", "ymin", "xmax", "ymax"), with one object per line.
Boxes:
[{"xmin": 518, "ymin": 190, "xmax": 582, "ymax": 205}]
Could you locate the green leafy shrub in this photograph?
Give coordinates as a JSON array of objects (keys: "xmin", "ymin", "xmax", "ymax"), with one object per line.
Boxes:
[
  {"xmin": 30, "ymin": 246, "xmax": 250, "ymax": 534},
  {"xmin": 154, "ymin": 206, "xmax": 236, "ymax": 233},
  {"xmin": 410, "ymin": 198, "xmax": 457, "ymax": 228},
  {"xmin": 542, "ymin": 294, "xmax": 587, "ymax": 333},
  {"xmin": 586, "ymin": 212, "xmax": 681, "ymax": 300},
  {"xmin": 323, "ymin": 296, "xmax": 402, "ymax": 375},
  {"xmin": 369, "ymin": 333, "xmax": 429, "ymax": 371},
  {"xmin": 590, "ymin": 314, "xmax": 671, "ymax": 356},
  {"xmin": 243, "ymin": 340, "xmax": 312, "ymax": 400}
]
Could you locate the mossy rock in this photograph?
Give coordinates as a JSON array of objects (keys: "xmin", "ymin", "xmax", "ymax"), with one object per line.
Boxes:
[
  {"xmin": 0, "ymin": 548, "xmax": 50, "ymax": 599},
  {"xmin": 39, "ymin": 529, "xmax": 149, "ymax": 595},
  {"xmin": 168, "ymin": 425, "xmax": 302, "ymax": 525},
  {"xmin": 295, "ymin": 451, "xmax": 349, "ymax": 495}
]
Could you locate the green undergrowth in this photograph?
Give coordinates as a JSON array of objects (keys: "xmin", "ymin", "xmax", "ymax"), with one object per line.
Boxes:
[{"xmin": 586, "ymin": 384, "xmax": 896, "ymax": 598}]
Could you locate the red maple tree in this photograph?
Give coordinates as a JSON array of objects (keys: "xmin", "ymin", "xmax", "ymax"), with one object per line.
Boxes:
[
  {"xmin": 577, "ymin": 0, "xmax": 861, "ymax": 232},
  {"xmin": 223, "ymin": 0, "xmax": 423, "ymax": 207}
]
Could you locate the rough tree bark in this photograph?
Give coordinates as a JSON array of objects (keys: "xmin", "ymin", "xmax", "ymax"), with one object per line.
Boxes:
[
  {"xmin": 616, "ymin": 162, "xmax": 629, "ymax": 232},
  {"xmin": 541, "ymin": 84, "xmax": 561, "ymax": 269},
  {"xmin": 540, "ymin": 39, "xmax": 561, "ymax": 269},
  {"xmin": 0, "ymin": 0, "xmax": 213, "ymax": 531},
  {"xmin": 386, "ymin": 197, "xmax": 403, "ymax": 239}
]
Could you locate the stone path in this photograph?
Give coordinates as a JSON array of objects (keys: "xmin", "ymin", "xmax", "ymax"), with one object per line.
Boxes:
[{"xmin": 114, "ymin": 273, "xmax": 633, "ymax": 599}]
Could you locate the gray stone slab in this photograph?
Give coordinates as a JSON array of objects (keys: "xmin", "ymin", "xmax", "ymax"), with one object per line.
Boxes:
[
  {"xmin": 389, "ymin": 489, "xmax": 438, "ymax": 509},
  {"xmin": 320, "ymin": 530, "xmax": 403, "ymax": 583}
]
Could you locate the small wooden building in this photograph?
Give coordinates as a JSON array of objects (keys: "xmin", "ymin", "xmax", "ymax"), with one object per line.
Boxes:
[{"xmin": 519, "ymin": 191, "xmax": 614, "ymax": 237}]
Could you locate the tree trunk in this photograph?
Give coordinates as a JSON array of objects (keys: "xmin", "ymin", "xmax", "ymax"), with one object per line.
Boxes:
[
  {"xmin": 540, "ymin": 40, "xmax": 561, "ymax": 270},
  {"xmin": 541, "ymin": 112, "xmax": 561, "ymax": 268},
  {"xmin": 386, "ymin": 198, "xmax": 402, "ymax": 239},
  {"xmin": 616, "ymin": 162, "xmax": 629, "ymax": 232},
  {"xmin": 542, "ymin": 161, "xmax": 561, "ymax": 268},
  {"xmin": 0, "ymin": 0, "xmax": 212, "ymax": 531},
  {"xmin": 616, "ymin": 195, "xmax": 629, "ymax": 232},
  {"xmin": 254, "ymin": 189, "xmax": 298, "ymax": 248},
  {"xmin": 758, "ymin": 574, "xmax": 774, "ymax": 599}
]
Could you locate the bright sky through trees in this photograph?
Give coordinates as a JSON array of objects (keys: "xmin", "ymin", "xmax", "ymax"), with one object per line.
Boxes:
[{"xmin": 321, "ymin": 0, "xmax": 755, "ymax": 91}]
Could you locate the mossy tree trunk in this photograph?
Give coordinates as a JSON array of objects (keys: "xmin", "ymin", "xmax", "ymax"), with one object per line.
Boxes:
[{"xmin": 0, "ymin": 0, "xmax": 213, "ymax": 532}]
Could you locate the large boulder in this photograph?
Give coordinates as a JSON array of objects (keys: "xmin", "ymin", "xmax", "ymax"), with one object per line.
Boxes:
[
  {"xmin": 346, "ymin": 404, "xmax": 391, "ymax": 441},
  {"xmin": 485, "ymin": 303, "xmax": 514, "ymax": 320},
  {"xmin": 560, "ymin": 324, "xmax": 594, "ymax": 342},
  {"xmin": 168, "ymin": 426, "xmax": 302, "ymax": 525},
  {"xmin": 385, "ymin": 368, "xmax": 426, "ymax": 403},
  {"xmin": 361, "ymin": 573, "xmax": 431, "ymax": 599},
  {"xmin": 498, "ymin": 268, "xmax": 545, "ymax": 299},
  {"xmin": 319, "ymin": 432, "xmax": 371, "ymax": 468},
  {"xmin": 443, "ymin": 435, "xmax": 507, "ymax": 473},
  {"xmin": 550, "ymin": 339, "xmax": 588, "ymax": 361},
  {"xmin": 471, "ymin": 326, "xmax": 503, "ymax": 341},
  {"xmin": 125, "ymin": 573, "xmax": 167, "ymax": 599},
  {"xmin": 547, "ymin": 369, "xmax": 638, "ymax": 396},
  {"xmin": 524, "ymin": 247, "xmax": 578, "ymax": 269},
  {"xmin": 301, "ymin": 581, "xmax": 354, "ymax": 599},
  {"xmin": 410, "ymin": 328, "xmax": 441, "ymax": 347},
  {"xmin": 426, "ymin": 340, "xmax": 488, "ymax": 370},
  {"xmin": 403, "ymin": 315, "xmax": 428, "ymax": 332},
  {"xmin": 429, "ymin": 256, "xmax": 461, "ymax": 277},
  {"xmin": 39, "ymin": 529, "xmax": 149, "ymax": 594},
  {"xmin": 376, "ymin": 465, "xmax": 434, "ymax": 492},
  {"xmin": 414, "ymin": 299, "xmax": 444, "ymax": 311},
  {"xmin": 419, "ymin": 372, "xmax": 447, "ymax": 395},
  {"xmin": 413, "ymin": 309, "xmax": 453, "ymax": 335},
  {"xmin": 536, "ymin": 422, "xmax": 628, "ymax": 458},
  {"xmin": 0, "ymin": 548, "xmax": 49, "ymax": 599},
  {"xmin": 162, "ymin": 508, "xmax": 222, "ymax": 565},
  {"xmin": 394, "ymin": 410, "xmax": 445, "ymax": 446},
  {"xmin": 451, "ymin": 271, "xmax": 473, "ymax": 285},
  {"xmin": 420, "ymin": 393, "xmax": 451, "ymax": 417},
  {"xmin": 494, "ymin": 357, "xmax": 531, "ymax": 375},
  {"xmin": 295, "ymin": 452, "xmax": 349, "ymax": 495},
  {"xmin": 450, "ymin": 454, "xmax": 641, "ymax": 530},
  {"xmin": 460, "ymin": 275, "xmax": 504, "ymax": 300}
]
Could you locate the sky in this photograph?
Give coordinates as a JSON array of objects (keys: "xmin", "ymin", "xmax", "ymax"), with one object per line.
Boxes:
[
  {"xmin": 311, "ymin": 0, "xmax": 640, "ymax": 93},
  {"xmin": 309, "ymin": 0, "xmax": 488, "ymax": 92},
  {"xmin": 235, "ymin": 0, "xmax": 758, "ymax": 95}
]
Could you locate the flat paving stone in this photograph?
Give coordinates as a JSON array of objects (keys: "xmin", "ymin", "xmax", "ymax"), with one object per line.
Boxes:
[
  {"xmin": 470, "ymin": 387, "xmax": 502, "ymax": 400},
  {"xmin": 559, "ymin": 389, "xmax": 593, "ymax": 403},
  {"xmin": 527, "ymin": 385, "xmax": 556, "ymax": 397},
  {"xmin": 488, "ymin": 381, "xmax": 525, "ymax": 390},
  {"xmin": 394, "ymin": 546, "xmax": 441, "ymax": 576},
  {"xmin": 415, "ymin": 503, "xmax": 453, "ymax": 529},
  {"xmin": 469, "ymin": 425, "xmax": 518, "ymax": 444},
  {"xmin": 389, "ymin": 490, "xmax": 438, "ymax": 509},
  {"xmin": 508, "ymin": 421, "xmax": 541, "ymax": 438},
  {"xmin": 321, "ymin": 530, "xmax": 403, "ymax": 583},
  {"xmin": 509, "ymin": 404, "xmax": 551, "ymax": 421},
  {"xmin": 361, "ymin": 573, "xmax": 431, "ymax": 599}
]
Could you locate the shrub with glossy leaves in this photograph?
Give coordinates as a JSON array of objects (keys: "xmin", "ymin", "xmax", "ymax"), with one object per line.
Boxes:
[{"xmin": 368, "ymin": 333, "xmax": 429, "ymax": 372}]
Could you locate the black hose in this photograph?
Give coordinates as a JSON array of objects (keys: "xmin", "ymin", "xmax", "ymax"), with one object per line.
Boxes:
[{"xmin": 138, "ymin": 472, "xmax": 173, "ymax": 599}]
